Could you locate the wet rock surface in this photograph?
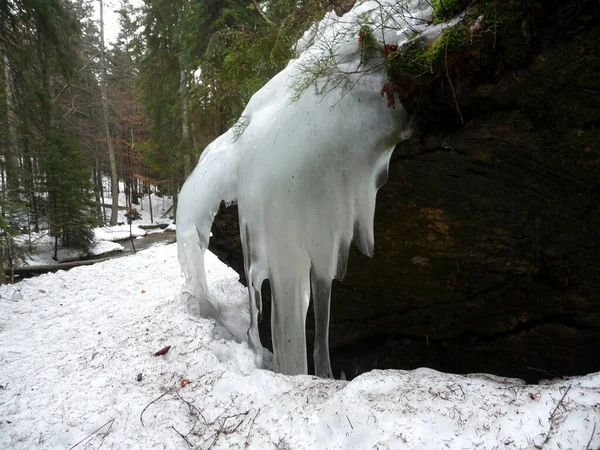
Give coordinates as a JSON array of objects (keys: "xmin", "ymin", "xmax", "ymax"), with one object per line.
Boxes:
[{"xmin": 209, "ymin": 7, "xmax": 600, "ymax": 382}]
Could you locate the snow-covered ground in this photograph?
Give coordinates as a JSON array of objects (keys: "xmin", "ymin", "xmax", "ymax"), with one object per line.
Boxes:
[
  {"xmin": 0, "ymin": 244, "xmax": 598, "ymax": 449},
  {"xmin": 16, "ymin": 185, "xmax": 174, "ymax": 266}
]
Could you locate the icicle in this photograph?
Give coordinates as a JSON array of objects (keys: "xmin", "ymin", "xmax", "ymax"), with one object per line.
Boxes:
[{"xmin": 177, "ymin": 0, "xmax": 433, "ymax": 376}]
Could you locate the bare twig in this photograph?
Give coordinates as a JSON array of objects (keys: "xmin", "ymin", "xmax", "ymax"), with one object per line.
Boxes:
[
  {"xmin": 527, "ymin": 366, "xmax": 560, "ymax": 378},
  {"xmin": 538, "ymin": 385, "xmax": 571, "ymax": 448},
  {"xmin": 245, "ymin": 409, "xmax": 260, "ymax": 447},
  {"xmin": 207, "ymin": 420, "xmax": 225, "ymax": 450},
  {"xmin": 346, "ymin": 415, "xmax": 354, "ymax": 430},
  {"xmin": 140, "ymin": 391, "xmax": 170, "ymax": 427},
  {"xmin": 585, "ymin": 422, "xmax": 597, "ymax": 450},
  {"xmin": 445, "ymin": 41, "xmax": 464, "ymax": 125},
  {"xmin": 69, "ymin": 418, "xmax": 115, "ymax": 450},
  {"xmin": 175, "ymin": 390, "xmax": 208, "ymax": 423},
  {"xmin": 171, "ymin": 426, "xmax": 193, "ymax": 449},
  {"xmin": 206, "ymin": 410, "xmax": 251, "ymax": 449}
]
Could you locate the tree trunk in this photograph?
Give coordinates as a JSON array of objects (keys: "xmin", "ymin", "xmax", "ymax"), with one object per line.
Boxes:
[
  {"xmin": 8, "ymin": 256, "xmax": 116, "ymax": 278},
  {"xmin": 93, "ymin": 158, "xmax": 103, "ymax": 225},
  {"xmin": 99, "ymin": 0, "xmax": 119, "ymax": 226},
  {"xmin": 21, "ymin": 117, "xmax": 39, "ymax": 232},
  {"xmin": 148, "ymin": 185, "xmax": 153, "ymax": 224},
  {"xmin": 98, "ymin": 165, "xmax": 106, "ymax": 224},
  {"xmin": 179, "ymin": 68, "xmax": 192, "ymax": 178},
  {"xmin": 4, "ymin": 54, "xmax": 20, "ymax": 201}
]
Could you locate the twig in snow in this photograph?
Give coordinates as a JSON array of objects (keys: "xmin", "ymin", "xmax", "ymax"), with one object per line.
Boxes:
[
  {"xmin": 175, "ymin": 390, "xmax": 207, "ymax": 424},
  {"xmin": 140, "ymin": 391, "xmax": 169, "ymax": 427},
  {"xmin": 346, "ymin": 415, "xmax": 354, "ymax": 430},
  {"xmin": 245, "ymin": 409, "xmax": 260, "ymax": 447},
  {"xmin": 536, "ymin": 385, "xmax": 571, "ymax": 449},
  {"xmin": 586, "ymin": 422, "xmax": 597, "ymax": 450},
  {"xmin": 207, "ymin": 420, "xmax": 226, "ymax": 450},
  {"xmin": 171, "ymin": 426, "xmax": 193, "ymax": 449},
  {"xmin": 69, "ymin": 418, "xmax": 115, "ymax": 449},
  {"xmin": 206, "ymin": 410, "xmax": 251, "ymax": 449},
  {"xmin": 527, "ymin": 366, "xmax": 560, "ymax": 378}
]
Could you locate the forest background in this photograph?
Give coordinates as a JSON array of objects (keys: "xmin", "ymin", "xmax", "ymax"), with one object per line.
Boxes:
[{"xmin": 0, "ymin": 0, "xmax": 346, "ymax": 271}]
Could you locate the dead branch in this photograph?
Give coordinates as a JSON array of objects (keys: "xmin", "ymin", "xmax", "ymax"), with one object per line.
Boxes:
[
  {"xmin": 346, "ymin": 415, "xmax": 354, "ymax": 429},
  {"xmin": 7, "ymin": 257, "xmax": 115, "ymax": 278},
  {"xmin": 140, "ymin": 391, "xmax": 170, "ymax": 427},
  {"xmin": 69, "ymin": 418, "xmax": 115, "ymax": 450},
  {"xmin": 445, "ymin": 41, "xmax": 464, "ymax": 125},
  {"xmin": 537, "ymin": 385, "xmax": 572, "ymax": 449},
  {"xmin": 586, "ymin": 422, "xmax": 597, "ymax": 450},
  {"xmin": 175, "ymin": 390, "xmax": 208, "ymax": 424},
  {"xmin": 171, "ymin": 426, "xmax": 193, "ymax": 449},
  {"xmin": 245, "ymin": 409, "xmax": 260, "ymax": 447}
]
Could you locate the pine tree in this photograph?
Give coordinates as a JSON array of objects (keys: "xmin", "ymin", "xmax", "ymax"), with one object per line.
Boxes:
[
  {"xmin": 1, "ymin": 0, "xmax": 99, "ymax": 268},
  {"xmin": 42, "ymin": 131, "xmax": 96, "ymax": 258}
]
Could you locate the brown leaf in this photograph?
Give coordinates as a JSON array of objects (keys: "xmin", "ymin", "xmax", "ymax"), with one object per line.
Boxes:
[{"xmin": 154, "ymin": 345, "xmax": 171, "ymax": 356}]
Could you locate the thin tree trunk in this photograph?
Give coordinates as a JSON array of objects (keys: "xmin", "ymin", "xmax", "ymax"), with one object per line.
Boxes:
[
  {"xmin": 53, "ymin": 235, "xmax": 59, "ymax": 262},
  {"xmin": 172, "ymin": 183, "xmax": 178, "ymax": 224},
  {"xmin": 93, "ymin": 158, "xmax": 103, "ymax": 225},
  {"xmin": 126, "ymin": 140, "xmax": 136, "ymax": 253},
  {"xmin": 98, "ymin": 165, "xmax": 106, "ymax": 224},
  {"xmin": 148, "ymin": 185, "xmax": 153, "ymax": 224},
  {"xmin": 21, "ymin": 116, "xmax": 39, "ymax": 233},
  {"xmin": 0, "ymin": 152, "xmax": 5, "ymax": 199},
  {"xmin": 251, "ymin": 0, "xmax": 274, "ymax": 26},
  {"xmin": 179, "ymin": 68, "xmax": 192, "ymax": 178},
  {"xmin": 4, "ymin": 54, "xmax": 20, "ymax": 201},
  {"xmin": 99, "ymin": 0, "xmax": 119, "ymax": 226},
  {"xmin": 130, "ymin": 128, "xmax": 139, "ymax": 204}
]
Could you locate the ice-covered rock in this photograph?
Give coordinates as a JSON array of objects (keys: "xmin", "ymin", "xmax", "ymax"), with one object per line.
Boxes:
[{"xmin": 177, "ymin": 0, "xmax": 433, "ymax": 376}]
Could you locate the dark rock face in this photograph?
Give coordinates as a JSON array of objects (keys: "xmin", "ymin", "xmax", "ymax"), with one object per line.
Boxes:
[
  {"xmin": 327, "ymin": 122, "xmax": 600, "ymax": 383},
  {"xmin": 209, "ymin": 13, "xmax": 600, "ymax": 383}
]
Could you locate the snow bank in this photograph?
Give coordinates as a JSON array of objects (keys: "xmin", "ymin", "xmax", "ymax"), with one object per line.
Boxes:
[
  {"xmin": 93, "ymin": 224, "xmax": 146, "ymax": 242},
  {"xmin": 87, "ymin": 240, "xmax": 124, "ymax": 256}
]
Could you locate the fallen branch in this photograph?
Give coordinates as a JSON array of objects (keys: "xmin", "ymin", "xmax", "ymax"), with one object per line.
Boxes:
[
  {"xmin": 69, "ymin": 418, "xmax": 115, "ymax": 450},
  {"xmin": 160, "ymin": 205, "xmax": 173, "ymax": 219},
  {"xmin": 537, "ymin": 385, "xmax": 571, "ymax": 449},
  {"xmin": 346, "ymin": 415, "xmax": 354, "ymax": 430},
  {"xmin": 140, "ymin": 391, "xmax": 170, "ymax": 427},
  {"xmin": 138, "ymin": 223, "xmax": 169, "ymax": 230},
  {"xmin": 586, "ymin": 422, "xmax": 597, "ymax": 450},
  {"xmin": 245, "ymin": 409, "xmax": 260, "ymax": 447},
  {"xmin": 7, "ymin": 257, "xmax": 114, "ymax": 277},
  {"xmin": 175, "ymin": 390, "xmax": 207, "ymax": 423},
  {"xmin": 171, "ymin": 426, "xmax": 193, "ymax": 449}
]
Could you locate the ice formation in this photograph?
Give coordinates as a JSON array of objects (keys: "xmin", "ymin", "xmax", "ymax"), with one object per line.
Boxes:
[{"xmin": 177, "ymin": 0, "xmax": 433, "ymax": 376}]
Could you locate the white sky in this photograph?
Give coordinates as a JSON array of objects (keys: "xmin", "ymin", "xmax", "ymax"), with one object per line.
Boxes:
[{"xmin": 91, "ymin": 0, "xmax": 126, "ymax": 46}]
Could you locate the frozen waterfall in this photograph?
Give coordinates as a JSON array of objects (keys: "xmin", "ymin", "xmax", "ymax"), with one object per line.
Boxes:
[{"xmin": 177, "ymin": 0, "xmax": 433, "ymax": 376}]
